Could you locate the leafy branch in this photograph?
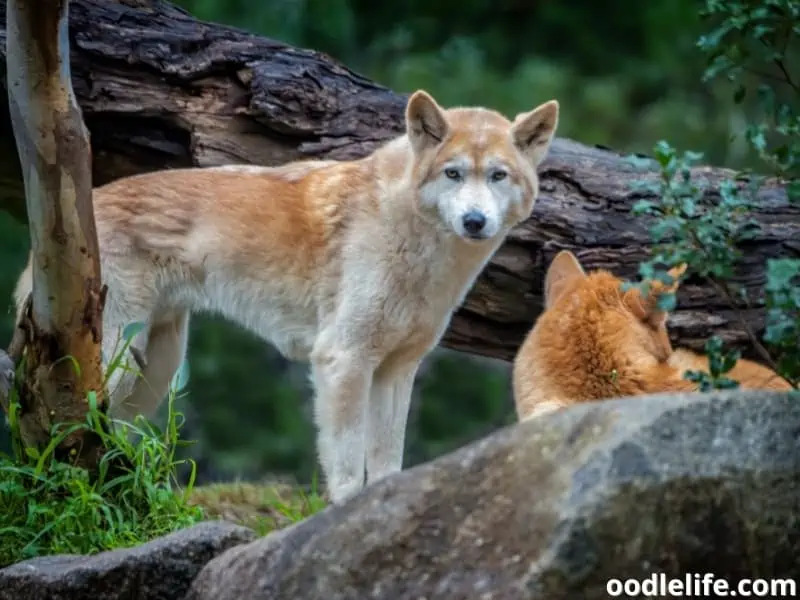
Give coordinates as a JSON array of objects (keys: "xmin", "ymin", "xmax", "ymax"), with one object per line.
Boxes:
[{"xmin": 626, "ymin": 0, "xmax": 800, "ymax": 390}]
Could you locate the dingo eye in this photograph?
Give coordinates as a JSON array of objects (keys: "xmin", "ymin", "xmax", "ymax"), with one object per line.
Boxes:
[
  {"xmin": 444, "ymin": 168, "xmax": 461, "ymax": 180},
  {"xmin": 490, "ymin": 170, "xmax": 508, "ymax": 182}
]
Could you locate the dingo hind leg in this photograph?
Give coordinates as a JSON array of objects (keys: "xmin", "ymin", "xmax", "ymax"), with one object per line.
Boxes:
[
  {"xmin": 102, "ymin": 319, "xmax": 151, "ymax": 424},
  {"xmin": 98, "ymin": 266, "xmax": 163, "ymax": 425},
  {"xmin": 111, "ymin": 310, "xmax": 190, "ymax": 425}
]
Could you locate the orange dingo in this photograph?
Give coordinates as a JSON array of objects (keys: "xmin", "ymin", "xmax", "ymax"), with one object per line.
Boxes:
[{"xmin": 513, "ymin": 250, "xmax": 793, "ymax": 420}]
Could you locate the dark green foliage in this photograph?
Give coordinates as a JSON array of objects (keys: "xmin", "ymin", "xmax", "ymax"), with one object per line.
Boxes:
[
  {"xmin": 175, "ymin": 0, "xmax": 758, "ymax": 167},
  {"xmin": 172, "ymin": 318, "xmax": 318, "ymax": 482},
  {"xmin": 626, "ymin": 0, "xmax": 799, "ymax": 390},
  {"xmin": 629, "ymin": 142, "xmax": 760, "ymax": 281},
  {"xmin": 699, "ymin": 0, "xmax": 800, "ymax": 189},
  {"xmin": 0, "ymin": 218, "xmax": 27, "ymax": 456},
  {"xmin": 763, "ymin": 259, "xmax": 800, "ymax": 385},
  {"xmin": 683, "ymin": 336, "xmax": 743, "ymax": 391},
  {"xmin": 406, "ymin": 353, "xmax": 513, "ymax": 467}
]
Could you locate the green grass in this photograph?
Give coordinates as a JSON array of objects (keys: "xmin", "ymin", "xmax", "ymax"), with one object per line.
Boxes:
[
  {"xmin": 189, "ymin": 479, "xmax": 327, "ymax": 536},
  {"xmin": 0, "ymin": 321, "xmax": 327, "ymax": 568},
  {"xmin": 0, "ymin": 399, "xmax": 326, "ymax": 567},
  {"xmin": 0, "ymin": 388, "xmax": 205, "ymax": 568}
]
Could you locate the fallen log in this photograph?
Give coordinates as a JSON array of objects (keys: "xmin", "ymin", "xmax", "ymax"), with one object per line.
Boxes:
[{"xmin": 0, "ymin": 0, "xmax": 797, "ymax": 362}]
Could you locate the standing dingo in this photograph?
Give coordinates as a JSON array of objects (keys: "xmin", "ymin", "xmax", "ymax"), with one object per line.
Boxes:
[{"xmin": 14, "ymin": 90, "xmax": 560, "ymax": 502}]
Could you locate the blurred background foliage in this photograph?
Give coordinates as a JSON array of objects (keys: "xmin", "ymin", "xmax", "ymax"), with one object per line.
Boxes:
[{"xmin": 0, "ymin": 0, "xmax": 780, "ymax": 485}]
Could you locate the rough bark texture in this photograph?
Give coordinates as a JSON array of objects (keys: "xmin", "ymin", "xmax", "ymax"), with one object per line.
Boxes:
[
  {"xmin": 4, "ymin": 0, "xmax": 105, "ymax": 463},
  {"xmin": 0, "ymin": 0, "xmax": 797, "ymax": 363}
]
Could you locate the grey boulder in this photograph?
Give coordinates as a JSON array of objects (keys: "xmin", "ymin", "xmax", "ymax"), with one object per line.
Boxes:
[
  {"xmin": 186, "ymin": 389, "xmax": 800, "ymax": 600},
  {"xmin": 0, "ymin": 521, "xmax": 255, "ymax": 600}
]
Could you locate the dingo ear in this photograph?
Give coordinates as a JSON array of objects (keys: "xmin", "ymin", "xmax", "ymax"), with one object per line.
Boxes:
[
  {"xmin": 406, "ymin": 90, "xmax": 449, "ymax": 153},
  {"xmin": 666, "ymin": 263, "xmax": 688, "ymax": 286},
  {"xmin": 545, "ymin": 250, "xmax": 585, "ymax": 308},
  {"xmin": 512, "ymin": 100, "xmax": 559, "ymax": 168}
]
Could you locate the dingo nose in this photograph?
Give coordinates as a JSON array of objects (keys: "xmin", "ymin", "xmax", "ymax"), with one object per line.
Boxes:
[{"xmin": 462, "ymin": 211, "xmax": 486, "ymax": 235}]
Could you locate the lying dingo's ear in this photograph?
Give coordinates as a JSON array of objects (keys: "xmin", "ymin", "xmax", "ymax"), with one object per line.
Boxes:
[{"xmin": 544, "ymin": 250, "xmax": 585, "ymax": 308}]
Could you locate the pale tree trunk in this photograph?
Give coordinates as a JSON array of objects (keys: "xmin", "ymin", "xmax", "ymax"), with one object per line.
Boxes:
[{"xmin": 3, "ymin": 0, "xmax": 105, "ymax": 467}]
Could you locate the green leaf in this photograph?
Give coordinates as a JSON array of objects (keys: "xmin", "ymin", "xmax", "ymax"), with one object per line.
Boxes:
[
  {"xmin": 684, "ymin": 150, "xmax": 705, "ymax": 163},
  {"xmin": 632, "ymin": 200, "xmax": 657, "ymax": 215},
  {"xmin": 624, "ymin": 154, "xmax": 657, "ymax": 170},
  {"xmin": 653, "ymin": 140, "xmax": 675, "ymax": 168},
  {"xmin": 748, "ymin": 128, "xmax": 767, "ymax": 153},
  {"xmin": 715, "ymin": 376, "xmax": 741, "ymax": 390},
  {"xmin": 170, "ymin": 359, "xmax": 191, "ymax": 394},
  {"xmin": 87, "ymin": 391, "xmax": 98, "ymax": 412},
  {"xmin": 122, "ymin": 322, "xmax": 147, "ymax": 343},
  {"xmin": 766, "ymin": 258, "xmax": 800, "ymax": 291},
  {"xmin": 656, "ymin": 291, "xmax": 677, "ymax": 312}
]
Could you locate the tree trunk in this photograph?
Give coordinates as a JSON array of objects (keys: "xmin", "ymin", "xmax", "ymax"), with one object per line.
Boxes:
[
  {"xmin": 0, "ymin": 0, "xmax": 797, "ymax": 366},
  {"xmin": 4, "ymin": 0, "xmax": 105, "ymax": 466}
]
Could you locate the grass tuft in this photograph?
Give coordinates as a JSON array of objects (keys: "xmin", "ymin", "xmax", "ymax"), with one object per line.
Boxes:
[
  {"xmin": 0, "ymin": 323, "xmax": 326, "ymax": 568},
  {"xmin": 0, "ymin": 386, "xmax": 205, "ymax": 568},
  {"xmin": 189, "ymin": 478, "xmax": 327, "ymax": 536}
]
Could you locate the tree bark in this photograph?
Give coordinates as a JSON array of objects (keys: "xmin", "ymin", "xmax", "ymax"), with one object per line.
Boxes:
[
  {"xmin": 4, "ymin": 0, "xmax": 105, "ymax": 465},
  {"xmin": 0, "ymin": 0, "xmax": 797, "ymax": 365}
]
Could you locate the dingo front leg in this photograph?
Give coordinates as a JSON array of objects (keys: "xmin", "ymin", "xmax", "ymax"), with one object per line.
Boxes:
[
  {"xmin": 366, "ymin": 362, "xmax": 419, "ymax": 485},
  {"xmin": 310, "ymin": 344, "xmax": 374, "ymax": 504}
]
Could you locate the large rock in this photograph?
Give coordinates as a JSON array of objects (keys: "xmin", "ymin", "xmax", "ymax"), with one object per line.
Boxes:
[
  {"xmin": 186, "ymin": 390, "xmax": 800, "ymax": 600},
  {"xmin": 0, "ymin": 521, "xmax": 255, "ymax": 600}
]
